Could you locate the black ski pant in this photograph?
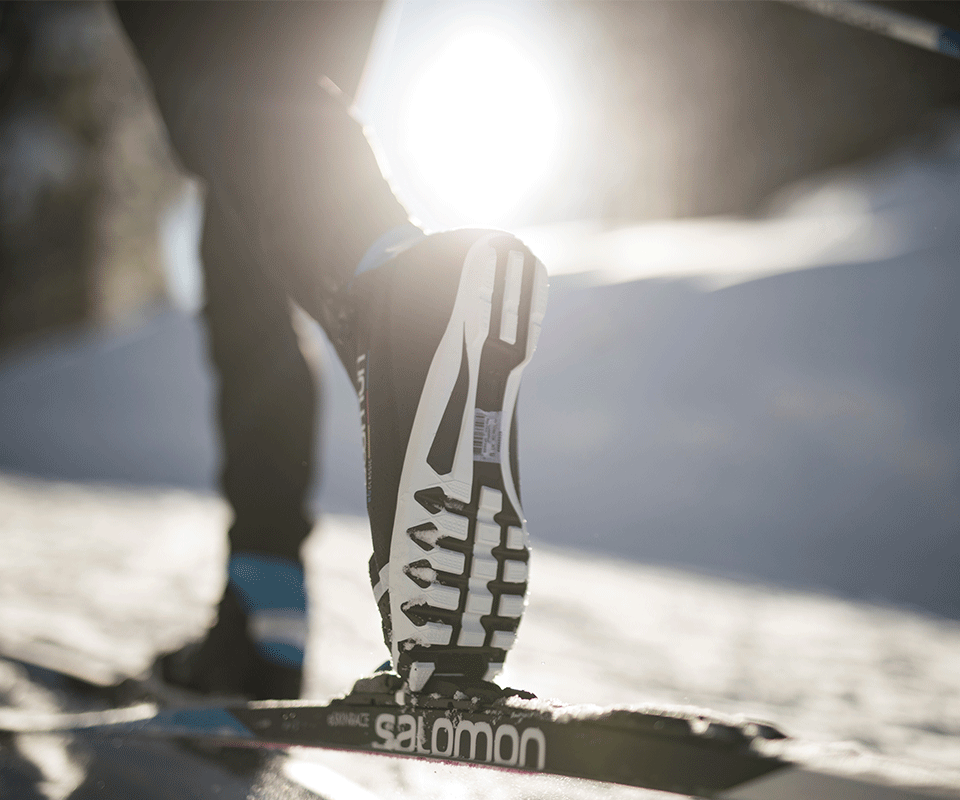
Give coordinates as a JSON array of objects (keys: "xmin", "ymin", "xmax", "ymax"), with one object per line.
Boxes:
[{"xmin": 113, "ymin": 2, "xmax": 409, "ymax": 563}]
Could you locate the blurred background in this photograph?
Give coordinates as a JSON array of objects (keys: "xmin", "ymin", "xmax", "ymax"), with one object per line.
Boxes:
[{"xmin": 1, "ymin": 0, "xmax": 958, "ymax": 619}]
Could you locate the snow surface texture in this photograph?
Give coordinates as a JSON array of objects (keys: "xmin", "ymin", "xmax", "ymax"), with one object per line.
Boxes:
[{"xmin": 0, "ymin": 473, "xmax": 958, "ymax": 799}]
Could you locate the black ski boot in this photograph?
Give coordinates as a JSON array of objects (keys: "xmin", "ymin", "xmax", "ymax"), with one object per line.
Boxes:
[
  {"xmin": 158, "ymin": 552, "xmax": 307, "ymax": 700},
  {"xmin": 343, "ymin": 228, "xmax": 549, "ymax": 691}
]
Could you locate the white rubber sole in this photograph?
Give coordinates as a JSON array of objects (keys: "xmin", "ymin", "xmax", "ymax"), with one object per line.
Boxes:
[{"xmin": 385, "ymin": 232, "xmax": 548, "ymax": 690}]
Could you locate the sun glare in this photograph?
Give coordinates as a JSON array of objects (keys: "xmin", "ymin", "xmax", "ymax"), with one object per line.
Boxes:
[{"xmin": 398, "ymin": 23, "xmax": 562, "ymax": 228}]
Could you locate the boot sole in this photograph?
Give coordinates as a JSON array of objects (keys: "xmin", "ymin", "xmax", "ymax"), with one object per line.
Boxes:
[{"xmin": 387, "ymin": 232, "xmax": 548, "ymax": 691}]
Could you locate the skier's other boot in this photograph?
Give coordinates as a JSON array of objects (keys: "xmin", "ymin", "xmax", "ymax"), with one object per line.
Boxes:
[
  {"xmin": 343, "ymin": 228, "xmax": 548, "ymax": 692},
  {"xmin": 158, "ymin": 552, "xmax": 307, "ymax": 700}
]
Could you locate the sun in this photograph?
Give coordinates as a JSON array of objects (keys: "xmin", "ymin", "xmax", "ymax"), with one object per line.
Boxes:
[{"xmin": 397, "ymin": 22, "xmax": 562, "ymax": 229}]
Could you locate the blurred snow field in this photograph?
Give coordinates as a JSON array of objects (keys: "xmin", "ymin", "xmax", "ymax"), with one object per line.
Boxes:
[{"xmin": 0, "ymin": 474, "xmax": 958, "ymax": 800}]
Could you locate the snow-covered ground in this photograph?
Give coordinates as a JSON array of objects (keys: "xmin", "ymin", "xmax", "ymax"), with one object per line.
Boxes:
[{"xmin": 1, "ymin": 474, "xmax": 958, "ymax": 798}]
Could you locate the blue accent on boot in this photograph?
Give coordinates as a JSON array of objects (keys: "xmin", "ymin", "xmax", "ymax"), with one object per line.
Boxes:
[
  {"xmin": 228, "ymin": 553, "xmax": 307, "ymax": 668},
  {"xmin": 259, "ymin": 643, "xmax": 305, "ymax": 669},
  {"xmin": 228, "ymin": 553, "xmax": 307, "ymax": 613},
  {"xmin": 354, "ymin": 223, "xmax": 425, "ymax": 276}
]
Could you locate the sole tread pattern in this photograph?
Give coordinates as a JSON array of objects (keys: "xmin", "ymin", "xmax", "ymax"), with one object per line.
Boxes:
[{"xmin": 388, "ymin": 233, "xmax": 548, "ymax": 689}]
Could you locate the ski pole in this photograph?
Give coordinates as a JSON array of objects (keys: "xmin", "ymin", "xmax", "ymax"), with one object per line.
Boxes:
[{"xmin": 782, "ymin": 0, "xmax": 960, "ymax": 60}]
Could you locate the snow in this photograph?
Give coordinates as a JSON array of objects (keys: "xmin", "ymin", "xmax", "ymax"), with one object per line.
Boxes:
[{"xmin": 1, "ymin": 473, "xmax": 958, "ymax": 798}]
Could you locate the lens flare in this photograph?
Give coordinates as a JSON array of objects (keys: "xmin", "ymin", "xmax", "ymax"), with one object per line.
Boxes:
[{"xmin": 399, "ymin": 23, "xmax": 562, "ymax": 228}]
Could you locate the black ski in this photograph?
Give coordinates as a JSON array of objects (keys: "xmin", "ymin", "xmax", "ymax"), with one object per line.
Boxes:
[
  {"xmin": 4, "ymin": 670, "xmax": 959, "ymax": 799},
  {"xmin": 0, "ymin": 654, "xmax": 375, "ymax": 800}
]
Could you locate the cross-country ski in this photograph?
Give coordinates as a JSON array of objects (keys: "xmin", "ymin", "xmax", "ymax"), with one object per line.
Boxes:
[
  {"xmin": 0, "ymin": 652, "xmax": 383, "ymax": 800},
  {"xmin": 3, "ymin": 661, "xmax": 960, "ymax": 800}
]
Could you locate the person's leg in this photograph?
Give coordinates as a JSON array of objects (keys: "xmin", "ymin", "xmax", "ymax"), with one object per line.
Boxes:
[
  {"xmin": 205, "ymin": 84, "xmax": 551, "ymax": 690},
  {"xmin": 114, "ymin": 1, "xmax": 549, "ymax": 693},
  {"xmin": 157, "ymin": 198, "xmax": 316, "ymax": 700},
  {"xmin": 113, "ymin": 2, "xmax": 331, "ymax": 699}
]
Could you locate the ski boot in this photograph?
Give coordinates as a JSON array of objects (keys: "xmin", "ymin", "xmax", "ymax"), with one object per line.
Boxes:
[
  {"xmin": 341, "ymin": 227, "xmax": 549, "ymax": 692},
  {"xmin": 157, "ymin": 552, "xmax": 307, "ymax": 700}
]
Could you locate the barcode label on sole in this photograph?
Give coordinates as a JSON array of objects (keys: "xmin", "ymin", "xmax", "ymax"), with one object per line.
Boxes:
[{"xmin": 473, "ymin": 410, "xmax": 502, "ymax": 463}]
